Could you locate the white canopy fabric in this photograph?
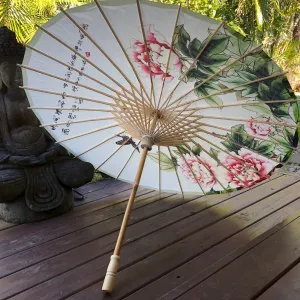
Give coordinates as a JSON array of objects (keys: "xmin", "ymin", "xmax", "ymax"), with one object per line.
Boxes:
[{"xmin": 22, "ymin": 0, "xmax": 298, "ymax": 195}]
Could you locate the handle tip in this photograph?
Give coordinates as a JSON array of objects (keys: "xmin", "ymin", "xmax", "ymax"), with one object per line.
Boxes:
[{"xmin": 102, "ymin": 255, "xmax": 120, "ymax": 293}]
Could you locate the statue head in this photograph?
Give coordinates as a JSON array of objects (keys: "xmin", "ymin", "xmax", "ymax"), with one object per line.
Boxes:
[{"xmin": 0, "ymin": 26, "xmax": 25, "ymax": 92}]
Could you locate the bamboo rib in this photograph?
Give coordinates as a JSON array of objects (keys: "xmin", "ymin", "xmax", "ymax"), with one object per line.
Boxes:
[
  {"xmin": 187, "ymin": 113, "xmax": 300, "ymax": 129},
  {"xmin": 20, "ymin": 86, "xmax": 120, "ymax": 108},
  {"xmin": 40, "ymin": 116, "xmax": 116, "ymax": 128},
  {"xmin": 60, "ymin": 9, "xmax": 146, "ymax": 102},
  {"xmin": 136, "ymin": 0, "xmax": 156, "ymax": 109},
  {"xmin": 166, "ymin": 45, "xmax": 262, "ymax": 108},
  {"xmin": 158, "ymin": 145, "xmax": 162, "ymax": 196},
  {"xmin": 157, "ymin": 132, "xmax": 199, "ymax": 144},
  {"xmin": 167, "ymin": 118, "xmax": 297, "ymax": 151},
  {"xmin": 182, "ymin": 98, "xmax": 300, "ymax": 112},
  {"xmin": 109, "ymin": 103, "xmax": 142, "ymax": 139},
  {"xmin": 157, "ymin": 5, "xmax": 182, "ymax": 109},
  {"xmin": 129, "ymin": 84, "xmax": 147, "ymax": 132},
  {"xmin": 157, "ymin": 138, "xmax": 193, "ymax": 145},
  {"xmin": 139, "ymin": 86, "xmax": 149, "ymax": 131},
  {"xmin": 55, "ymin": 123, "xmax": 119, "ymax": 144},
  {"xmin": 28, "ymin": 106, "xmax": 118, "ymax": 113},
  {"xmin": 276, "ymin": 171, "xmax": 300, "ymax": 178},
  {"xmin": 94, "ymin": 0, "xmax": 151, "ymax": 104},
  {"xmin": 76, "ymin": 130, "xmax": 125, "ymax": 159},
  {"xmin": 184, "ymin": 142, "xmax": 227, "ymax": 191},
  {"xmin": 158, "ymin": 140, "xmax": 192, "ymax": 146},
  {"xmin": 156, "ymin": 72, "xmax": 289, "ymax": 137},
  {"xmin": 199, "ymin": 128, "xmax": 281, "ymax": 165},
  {"xmin": 160, "ymin": 21, "xmax": 225, "ymax": 111},
  {"xmin": 190, "ymin": 139, "xmax": 248, "ymax": 187},
  {"xmin": 192, "ymin": 132, "xmax": 266, "ymax": 178},
  {"xmin": 156, "ymin": 128, "xmax": 202, "ymax": 143},
  {"xmin": 96, "ymin": 136, "xmax": 133, "ymax": 169},
  {"xmin": 171, "ymin": 71, "xmax": 288, "ymax": 110},
  {"xmin": 117, "ymin": 141, "xmax": 141, "ymax": 179},
  {"xmin": 115, "ymin": 88, "xmax": 145, "ymax": 132},
  {"xmin": 35, "ymin": 24, "xmax": 137, "ymax": 99},
  {"xmin": 158, "ymin": 98, "xmax": 293, "ymax": 139},
  {"xmin": 22, "ymin": 44, "xmax": 140, "ymax": 105},
  {"xmin": 176, "ymin": 146, "xmax": 208, "ymax": 196},
  {"xmin": 19, "ymin": 64, "xmax": 138, "ymax": 107},
  {"xmin": 193, "ymin": 133, "xmax": 249, "ymax": 164},
  {"xmin": 167, "ymin": 146, "xmax": 184, "ymax": 198},
  {"xmin": 156, "ymin": 125, "xmax": 199, "ymax": 139},
  {"xmin": 155, "ymin": 119, "xmax": 207, "ymax": 139}
]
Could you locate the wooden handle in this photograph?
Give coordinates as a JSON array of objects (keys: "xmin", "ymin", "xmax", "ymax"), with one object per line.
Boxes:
[
  {"xmin": 102, "ymin": 255, "xmax": 120, "ymax": 293},
  {"xmin": 102, "ymin": 147, "xmax": 150, "ymax": 293}
]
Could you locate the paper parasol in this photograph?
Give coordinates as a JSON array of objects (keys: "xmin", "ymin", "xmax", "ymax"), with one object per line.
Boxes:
[{"xmin": 20, "ymin": 0, "xmax": 299, "ymax": 293}]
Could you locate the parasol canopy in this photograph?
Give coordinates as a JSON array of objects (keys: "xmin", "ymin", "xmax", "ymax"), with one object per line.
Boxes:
[{"xmin": 20, "ymin": 0, "xmax": 299, "ymax": 292}]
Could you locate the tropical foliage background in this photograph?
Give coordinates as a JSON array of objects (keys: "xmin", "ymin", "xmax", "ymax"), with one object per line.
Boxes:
[{"xmin": 0, "ymin": 0, "xmax": 299, "ymax": 90}]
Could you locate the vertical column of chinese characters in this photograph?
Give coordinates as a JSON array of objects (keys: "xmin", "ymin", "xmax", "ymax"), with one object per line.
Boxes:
[
  {"xmin": 55, "ymin": 23, "xmax": 90, "ymax": 137},
  {"xmin": 66, "ymin": 23, "xmax": 90, "ymax": 136}
]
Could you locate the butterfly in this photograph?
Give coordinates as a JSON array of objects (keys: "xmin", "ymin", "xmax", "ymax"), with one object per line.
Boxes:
[{"xmin": 115, "ymin": 135, "xmax": 140, "ymax": 153}]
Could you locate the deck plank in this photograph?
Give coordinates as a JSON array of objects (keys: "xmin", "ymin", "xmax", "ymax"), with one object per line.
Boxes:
[
  {"xmin": 75, "ymin": 178, "xmax": 117, "ymax": 195},
  {"xmin": 0, "ymin": 182, "xmax": 137, "ymax": 257},
  {"xmin": 0, "ymin": 220, "xmax": 15, "ymax": 231},
  {"xmin": 177, "ymin": 216, "xmax": 300, "ymax": 300},
  {"xmin": 257, "ymin": 262, "xmax": 300, "ymax": 300},
  {"xmin": 127, "ymin": 201, "xmax": 300, "ymax": 300},
  {"xmin": 0, "ymin": 191, "xmax": 173, "ymax": 278},
  {"xmin": 1, "ymin": 173, "xmax": 300, "ymax": 300},
  {"xmin": 5, "ymin": 175, "xmax": 297, "ymax": 300},
  {"xmin": 68, "ymin": 182, "xmax": 300, "ymax": 299},
  {"xmin": 0, "ymin": 193, "xmax": 200, "ymax": 298}
]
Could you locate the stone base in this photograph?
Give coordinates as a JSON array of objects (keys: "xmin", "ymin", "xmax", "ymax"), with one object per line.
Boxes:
[{"xmin": 0, "ymin": 188, "xmax": 74, "ymax": 224}]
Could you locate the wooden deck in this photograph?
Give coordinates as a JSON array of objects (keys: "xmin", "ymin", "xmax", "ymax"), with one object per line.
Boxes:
[{"xmin": 1, "ymin": 172, "xmax": 300, "ymax": 300}]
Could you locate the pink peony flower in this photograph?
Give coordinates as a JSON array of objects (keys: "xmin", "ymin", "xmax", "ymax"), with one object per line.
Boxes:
[
  {"xmin": 245, "ymin": 117, "xmax": 272, "ymax": 137},
  {"xmin": 132, "ymin": 25, "xmax": 182, "ymax": 81},
  {"xmin": 178, "ymin": 154, "xmax": 225, "ymax": 192},
  {"xmin": 222, "ymin": 149, "xmax": 277, "ymax": 188}
]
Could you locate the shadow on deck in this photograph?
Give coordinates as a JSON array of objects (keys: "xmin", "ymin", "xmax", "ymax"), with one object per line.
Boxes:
[{"xmin": 1, "ymin": 172, "xmax": 300, "ymax": 300}]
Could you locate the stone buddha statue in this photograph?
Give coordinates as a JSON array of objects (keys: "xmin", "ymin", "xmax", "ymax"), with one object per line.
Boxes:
[{"xmin": 0, "ymin": 27, "xmax": 94, "ymax": 223}]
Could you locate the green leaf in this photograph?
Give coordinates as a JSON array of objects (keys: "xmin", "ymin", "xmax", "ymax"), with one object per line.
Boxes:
[
  {"xmin": 254, "ymin": 141, "xmax": 275, "ymax": 155},
  {"xmin": 271, "ymin": 104, "xmax": 290, "ymax": 117},
  {"xmin": 242, "ymin": 102, "xmax": 273, "ymax": 116},
  {"xmin": 253, "ymin": 59, "xmax": 269, "ymax": 76},
  {"xmin": 173, "ymin": 25, "xmax": 190, "ymax": 57},
  {"xmin": 291, "ymin": 102, "xmax": 300, "ymax": 123},
  {"xmin": 241, "ymin": 86, "xmax": 258, "ymax": 97},
  {"xmin": 172, "ymin": 150, "xmax": 182, "ymax": 157},
  {"xmin": 177, "ymin": 145, "xmax": 190, "ymax": 155},
  {"xmin": 185, "ymin": 68, "xmax": 207, "ymax": 82},
  {"xmin": 238, "ymin": 71, "xmax": 259, "ymax": 81},
  {"xmin": 194, "ymin": 82, "xmax": 223, "ymax": 107},
  {"xmin": 202, "ymin": 34, "xmax": 230, "ymax": 56},
  {"xmin": 221, "ymin": 75, "xmax": 247, "ymax": 87},
  {"xmin": 226, "ymin": 32, "xmax": 253, "ymax": 56},
  {"xmin": 210, "ymin": 148, "xmax": 219, "ymax": 160},
  {"xmin": 231, "ymin": 124, "xmax": 248, "ymax": 144},
  {"xmin": 148, "ymin": 152, "xmax": 176, "ymax": 171},
  {"xmin": 248, "ymin": 139, "xmax": 259, "ymax": 149},
  {"xmin": 188, "ymin": 38, "xmax": 202, "ymax": 58},
  {"xmin": 270, "ymin": 135, "xmax": 292, "ymax": 147},
  {"xmin": 200, "ymin": 54, "xmax": 229, "ymax": 67},
  {"xmin": 221, "ymin": 140, "xmax": 241, "ymax": 153},
  {"xmin": 191, "ymin": 145, "xmax": 201, "ymax": 156},
  {"xmin": 258, "ymin": 83, "xmax": 271, "ymax": 99},
  {"xmin": 283, "ymin": 127, "xmax": 296, "ymax": 145}
]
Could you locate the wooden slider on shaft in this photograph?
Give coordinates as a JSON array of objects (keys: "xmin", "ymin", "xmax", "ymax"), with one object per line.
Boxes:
[{"xmin": 102, "ymin": 137, "xmax": 153, "ymax": 293}]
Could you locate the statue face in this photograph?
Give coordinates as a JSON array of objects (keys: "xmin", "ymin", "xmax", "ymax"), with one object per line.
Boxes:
[{"xmin": 0, "ymin": 61, "xmax": 22, "ymax": 91}]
